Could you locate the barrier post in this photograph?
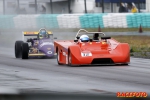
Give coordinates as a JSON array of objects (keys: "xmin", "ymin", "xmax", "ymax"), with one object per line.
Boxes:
[
  {"xmin": 98, "ymin": 25, "xmax": 101, "ymax": 32},
  {"xmin": 139, "ymin": 24, "xmax": 143, "ymax": 33}
]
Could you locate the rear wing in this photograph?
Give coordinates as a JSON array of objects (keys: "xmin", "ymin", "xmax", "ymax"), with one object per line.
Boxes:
[
  {"xmin": 22, "ymin": 31, "xmax": 52, "ymax": 40},
  {"xmin": 22, "ymin": 31, "xmax": 52, "ymax": 36}
]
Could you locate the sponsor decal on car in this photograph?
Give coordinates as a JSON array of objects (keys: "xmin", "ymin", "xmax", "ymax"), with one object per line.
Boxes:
[
  {"xmin": 82, "ymin": 43, "xmax": 85, "ymax": 46},
  {"xmin": 47, "ymin": 51, "xmax": 52, "ymax": 54},
  {"xmin": 66, "ymin": 54, "xmax": 68, "ymax": 64},
  {"xmin": 62, "ymin": 52, "xmax": 66, "ymax": 56},
  {"xmin": 40, "ymin": 42, "xmax": 54, "ymax": 47},
  {"xmin": 47, "ymin": 48, "xmax": 51, "ymax": 50},
  {"xmin": 102, "ymin": 42, "xmax": 106, "ymax": 44}
]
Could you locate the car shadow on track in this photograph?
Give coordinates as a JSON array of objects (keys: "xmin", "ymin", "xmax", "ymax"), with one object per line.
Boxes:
[
  {"xmin": 79, "ymin": 64, "xmax": 129, "ymax": 68},
  {"xmin": 56, "ymin": 64, "xmax": 130, "ymax": 68},
  {"xmin": 16, "ymin": 55, "xmax": 57, "ymax": 60},
  {"xmin": 29, "ymin": 55, "xmax": 57, "ymax": 59}
]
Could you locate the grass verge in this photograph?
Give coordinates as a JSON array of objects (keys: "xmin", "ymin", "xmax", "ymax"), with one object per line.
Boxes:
[
  {"xmin": 112, "ymin": 35, "xmax": 150, "ymax": 58},
  {"xmin": 51, "ymin": 28, "xmax": 150, "ymax": 32},
  {"xmin": 0, "ymin": 27, "xmax": 149, "ymax": 32}
]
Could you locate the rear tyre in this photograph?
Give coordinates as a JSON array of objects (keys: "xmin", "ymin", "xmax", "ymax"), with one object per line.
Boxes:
[
  {"xmin": 15, "ymin": 41, "xmax": 23, "ymax": 58},
  {"xmin": 57, "ymin": 49, "xmax": 63, "ymax": 65},
  {"xmin": 22, "ymin": 43, "xmax": 29, "ymax": 59}
]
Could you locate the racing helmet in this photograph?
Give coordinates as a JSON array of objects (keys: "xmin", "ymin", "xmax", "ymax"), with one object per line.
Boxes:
[
  {"xmin": 79, "ymin": 35, "xmax": 90, "ymax": 42},
  {"xmin": 39, "ymin": 29, "xmax": 48, "ymax": 39}
]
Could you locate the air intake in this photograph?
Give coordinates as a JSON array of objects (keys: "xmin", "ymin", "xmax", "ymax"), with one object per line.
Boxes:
[{"xmin": 91, "ymin": 58, "xmax": 114, "ymax": 64}]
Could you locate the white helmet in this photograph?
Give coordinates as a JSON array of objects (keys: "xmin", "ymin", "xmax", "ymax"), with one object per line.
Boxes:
[{"xmin": 79, "ymin": 35, "xmax": 89, "ymax": 42}]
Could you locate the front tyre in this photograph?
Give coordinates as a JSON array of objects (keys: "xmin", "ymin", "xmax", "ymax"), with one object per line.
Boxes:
[
  {"xmin": 57, "ymin": 49, "xmax": 63, "ymax": 65},
  {"xmin": 68, "ymin": 50, "xmax": 79, "ymax": 67},
  {"xmin": 22, "ymin": 43, "xmax": 29, "ymax": 59}
]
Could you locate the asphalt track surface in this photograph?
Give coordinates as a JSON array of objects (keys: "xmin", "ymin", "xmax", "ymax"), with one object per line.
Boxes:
[{"xmin": 0, "ymin": 31, "xmax": 150, "ymax": 95}]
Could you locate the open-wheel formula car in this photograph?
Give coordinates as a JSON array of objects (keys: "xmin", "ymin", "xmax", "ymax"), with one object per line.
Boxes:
[
  {"xmin": 54, "ymin": 29, "xmax": 130, "ymax": 66},
  {"xmin": 15, "ymin": 28, "xmax": 57, "ymax": 59}
]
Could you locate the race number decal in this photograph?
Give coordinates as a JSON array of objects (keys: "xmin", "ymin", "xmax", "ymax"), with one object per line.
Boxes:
[
  {"xmin": 62, "ymin": 52, "xmax": 66, "ymax": 56},
  {"xmin": 47, "ymin": 51, "xmax": 52, "ymax": 54}
]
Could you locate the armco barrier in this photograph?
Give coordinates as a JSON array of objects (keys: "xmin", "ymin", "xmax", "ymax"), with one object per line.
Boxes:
[
  {"xmin": 0, "ymin": 15, "xmax": 16, "ymax": 30},
  {"xmin": 36, "ymin": 14, "xmax": 59, "ymax": 29},
  {"xmin": 57, "ymin": 14, "xmax": 83, "ymax": 28},
  {"xmin": 0, "ymin": 13, "xmax": 150, "ymax": 30},
  {"xmin": 13, "ymin": 14, "xmax": 40, "ymax": 29},
  {"xmin": 79, "ymin": 14, "xmax": 105, "ymax": 28}
]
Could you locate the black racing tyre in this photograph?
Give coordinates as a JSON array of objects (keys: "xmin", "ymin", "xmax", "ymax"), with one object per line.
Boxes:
[
  {"xmin": 68, "ymin": 50, "xmax": 79, "ymax": 67},
  {"xmin": 57, "ymin": 49, "xmax": 63, "ymax": 65},
  {"xmin": 15, "ymin": 41, "xmax": 23, "ymax": 58},
  {"xmin": 68, "ymin": 50, "xmax": 72, "ymax": 66},
  {"xmin": 22, "ymin": 43, "xmax": 29, "ymax": 59}
]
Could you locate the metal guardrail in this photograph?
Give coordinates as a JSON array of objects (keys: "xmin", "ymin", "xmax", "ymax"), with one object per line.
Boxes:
[{"xmin": 1, "ymin": 13, "xmax": 150, "ymax": 30}]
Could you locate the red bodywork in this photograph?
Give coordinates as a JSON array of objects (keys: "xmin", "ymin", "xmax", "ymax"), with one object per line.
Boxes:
[{"xmin": 54, "ymin": 38, "xmax": 130, "ymax": 66}]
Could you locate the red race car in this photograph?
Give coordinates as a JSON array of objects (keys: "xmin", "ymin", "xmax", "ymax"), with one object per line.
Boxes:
[{"xmin": 54, "ymin": 29, "xmax": 130, "ymax": 66}]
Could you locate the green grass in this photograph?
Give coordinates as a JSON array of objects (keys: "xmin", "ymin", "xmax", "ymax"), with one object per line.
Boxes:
[
  {"xmin": 0, "ymin": 27, "xmax": 148, "ymax": 32},
  {"xmin": 50, "ymin": 28, "xmax": 149, "ymax": 32},
  {"xmin": 112, "ymin": 35, "xmax": 150, "ymax": 52},
  {"xmin": 77, "ymin": 28, "xmax": 145, "ymax": 32}
]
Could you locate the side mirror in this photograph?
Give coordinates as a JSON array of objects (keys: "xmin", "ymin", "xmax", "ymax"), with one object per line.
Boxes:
[
  {"xmin": 74, "ymin": 40, "xmax": 78, "ymax": 42},
  {"xmin": 76, "ymin": 36, "xmax": 80, "ymax": 39},
  {"xmin": 54, "ymin": 37, "xmax": 57, "ymax": 39}
]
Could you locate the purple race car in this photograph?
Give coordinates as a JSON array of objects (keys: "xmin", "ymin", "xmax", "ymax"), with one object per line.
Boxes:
[{"xmin": 15, "ymin": 28, "xmax": 57, "ymax": 59}]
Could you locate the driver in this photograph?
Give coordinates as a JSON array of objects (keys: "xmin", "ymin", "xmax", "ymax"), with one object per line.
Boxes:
[
  {"xmin": 39, "ymin": 29, "xmax": 49, "ymax": 39},
  {"xmin": 79, "ymin": 35, "xmax": 90, "ymax": 42},
  {"xmin": 27, "ymin": 28, "xmax": 49, "ymax": 46}
]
